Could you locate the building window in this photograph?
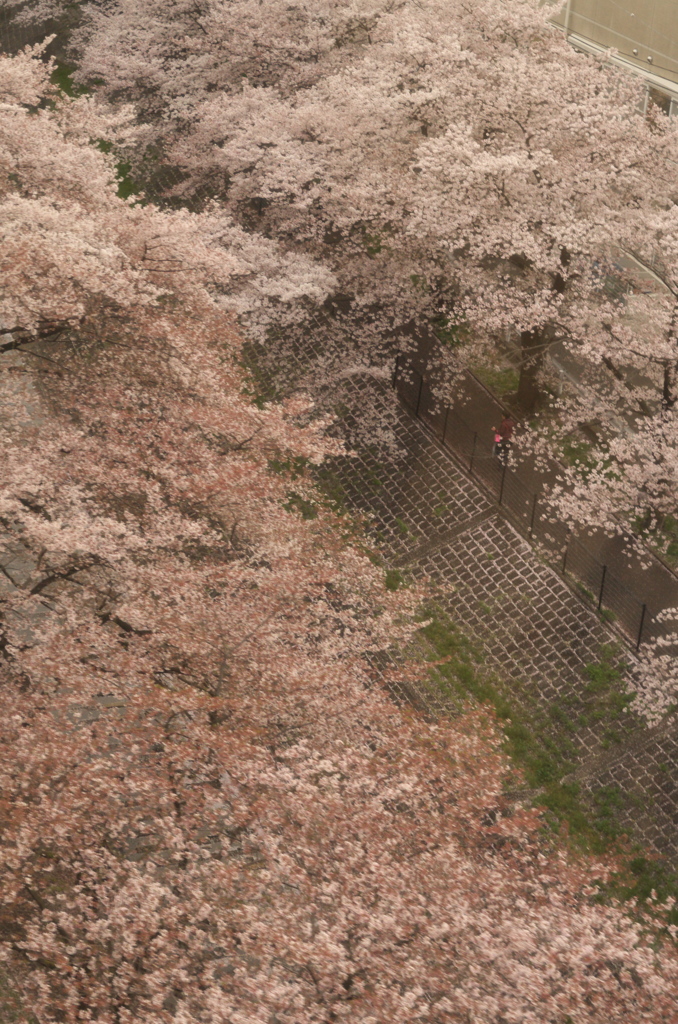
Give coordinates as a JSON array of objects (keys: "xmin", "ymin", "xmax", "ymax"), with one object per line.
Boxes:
[{"xmin": 648, "ymin": 87, "xmax": 673, "ymax": 117}]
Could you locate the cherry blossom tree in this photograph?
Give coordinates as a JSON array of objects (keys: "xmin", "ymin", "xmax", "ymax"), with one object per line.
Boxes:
[
  {"xmin": 533, "ymin": 201, "xmax": 678, "ymax": 551},
  {"xmin": 632, "ymin": 610, "xmax": 678, "ymax": 725},
  {"xmin": 2, "ymin": 23, "xmax": 678, "ymax": 1024},
  {"xmin": 403, "ymin": 7, "xmax": 678, "ymax": 408},
  {"xmin": 15, "ymin": 0, "xmax": 671, "ymax": 436},
  {"xmin": 0, "ymin": 42, "xmax": 335, "ymax": 345}
]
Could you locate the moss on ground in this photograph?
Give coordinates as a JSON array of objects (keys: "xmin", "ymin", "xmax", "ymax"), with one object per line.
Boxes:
[
  {"xmin": 0, "ymin": 969, "xmax": 37, "ymax": 1024},
  {"xmin": 384, "ymin": 568, "xmax": 406, "ymax": 591}
]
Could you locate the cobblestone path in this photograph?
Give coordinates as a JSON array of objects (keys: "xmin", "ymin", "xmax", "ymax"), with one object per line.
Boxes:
[{"xmin": 319, "ymin": 376, "xmax": 678, "ymax": 864}]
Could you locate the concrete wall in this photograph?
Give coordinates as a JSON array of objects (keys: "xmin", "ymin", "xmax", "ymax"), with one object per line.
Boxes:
[{"xmin": 552, "ymin": 1, "xmax": 678, "ymax": 97}]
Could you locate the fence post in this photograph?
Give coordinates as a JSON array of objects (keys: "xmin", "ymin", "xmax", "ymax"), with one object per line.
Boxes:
[
  {"xmin": 415, "ymin": 373, "xmax": 424, "ymax": 417},
  {"xmin": 529, "ymin": 493, "xmax": 538, "ymax": 537},
  {"xmin": 636, "ymin": 604, "xmax": 647, "ymax": 650},
  {"xmin": 469, "ymin": 432, "xmax": 478, "ymax": 474},
  {"xmin": 597, "ymin": 565, "xmax": 607, "ymax": 611},
  {"xmin": 498, "ymin": 460, "xmax": 508, "ymax": 505},
  {"xmin": 562, "ymin": 533, "xmax": 570, "ymax": 574},
  {"xmin": 442, "ymin": 405, "xmax": 450, "ymax": 446}
]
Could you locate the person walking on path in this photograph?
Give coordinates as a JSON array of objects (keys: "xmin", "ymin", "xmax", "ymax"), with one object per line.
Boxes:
[{"xmin": 493, "ymin": 413, "xmax": 515, "ymax": 463}]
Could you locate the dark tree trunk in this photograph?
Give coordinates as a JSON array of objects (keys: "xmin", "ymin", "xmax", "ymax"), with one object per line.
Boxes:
[
  {"xmin": 662, "ymin": 303, "xmax": 678, "ymax": 410},
  {"xmin": 662, "ymin": 360, "xmax": 677, "ymax": 410},
  {"xmin": 516, "ymin": 328, "xmax": 547, "ymax": 415}
]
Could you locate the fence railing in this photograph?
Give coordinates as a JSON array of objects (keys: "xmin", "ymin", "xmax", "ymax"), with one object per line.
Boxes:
[{"xmin": 393, "ymin": 358, "xmax": 658, "ymax": 649}]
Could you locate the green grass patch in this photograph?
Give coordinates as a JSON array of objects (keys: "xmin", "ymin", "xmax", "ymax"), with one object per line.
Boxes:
[
  {"xmin": 637, "ymin": 512, "xmax": 678, "ymax": 568},
  {"xmin": 266, "ymin": 445, "xmax": 355, "ymax": 523},
  {"xmin": 50, "ymin": 61, "xmax": 88, "ymax": 98},
  {"xmin": 314, "ymin": 466, "xmax": 350, "ymax": 517},
  {"xmin": 114, "ymin": 159, "xmax": 142, "ymax": 201},
  {"xmin": 362, "ymin": 228, "xmax": 383, "ymax": 256},
  {"xmin": 241, "ymin": 386, "xmax": 272, "ymax": 410},
  {"xmin": 584, "ymin": 650, "xmax": 622, "ymax": 692},
  {"xmin": 667, "ymin": 540, "xmax": 678, "ymax": 560},
  {"xmin": 561, "ymin": 438, "xmax": 596, "ymax": 471},
  {"xmin": 269, "ymin": 455, "xmax": 309, "ymax": 480},
  {"xmin": 47, "ymin": 60, "xmax": 145, "ymax": 204},
  {"xmin": 95, "ymin": 140, "xmax": 143, "ymax": 201},
  {"xmin": 472, "ymin": 364, "xmax": 520, "ymax": 399},
  {"xmin": 385, "ymin": 569, "xmax": 406, "ymax": 592},
  {"xmin": 283, "ymin": 492, "xmax": 318, "ymax": 520},
  {"xmin": 578, "ymin": 646, "xmax": 634, "ymax": 724},
  {"xmin": 559, "ymin": 435, "xmax": 618, "ymax": 483},
  {"xmin": 601, "ymin": 727, "xmax": 622, "ymax": 748},
  {"xmin": 618, "ymin": 857, "xmax": 678, "ymax": 915},
  {"xmin": 416, "ymin": 612, "xmax": 640, "ymax": 854},
  {"xmin": 592, "ymin": 857, "xmax": 678, "ymax": 939},
  {"xmin": 0, "ymin": 968, "xmax": 37, "ymax": 1024},
  {"xmin": 410, "ymin": 273, "xmax": 429, "ymax": 293},
  {"xmin": 351, "ymin": 219, "xmax": 395, "ymax": 258},
  {"xmin": 238, "ymin": 347, "xmax": 285, "ymax": 408},
  {"xmin": 431, "ymin": 315, "xmax": 470, "ymax": 349}
]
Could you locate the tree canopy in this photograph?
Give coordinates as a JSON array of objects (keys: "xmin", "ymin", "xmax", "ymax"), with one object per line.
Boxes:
[{"xmin": 2, "ymin": 7, "xmax": 678, "ymax": 1021}]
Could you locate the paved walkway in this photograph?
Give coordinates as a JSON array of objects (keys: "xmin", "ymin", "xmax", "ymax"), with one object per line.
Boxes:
[{"xmin": 317, "ymin": 374, "xmax": 678, "ymax": 864}]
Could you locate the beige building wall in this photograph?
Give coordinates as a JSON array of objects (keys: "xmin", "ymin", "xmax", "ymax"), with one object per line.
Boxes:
[{"xmin": 551, "ymin": 1, "xmax": 678, "ymax": 108}]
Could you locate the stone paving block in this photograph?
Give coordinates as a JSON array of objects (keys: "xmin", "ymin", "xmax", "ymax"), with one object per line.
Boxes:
[
  {"xmin": 319, "ymin": 379, "xmax": 492, "ymax": 558},
  {"xmin": 0, "ymin": 572, "xmax": 17, "ymax": 599},
  {"xmin": 0, "ymin": 536, "xmax": 39, "ymax": 588},
  {"xmin": 5, "ymin": 599, "xmax": 58, "ymax": 647}
]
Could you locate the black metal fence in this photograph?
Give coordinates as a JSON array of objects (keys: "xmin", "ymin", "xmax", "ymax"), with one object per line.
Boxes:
[{"xmin": 394, "ymin": 359, "xmax": 658, "ymax": 649}]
